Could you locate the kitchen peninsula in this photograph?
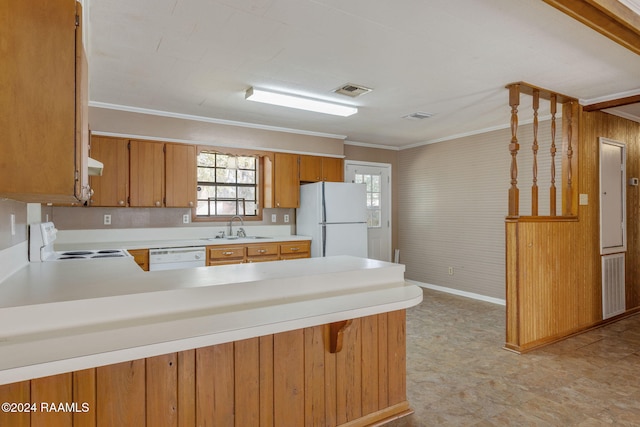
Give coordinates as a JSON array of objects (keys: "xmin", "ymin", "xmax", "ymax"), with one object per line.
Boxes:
[{"xmin": 0, "ymin": 255, "xmax": 422, "ymax": 426}]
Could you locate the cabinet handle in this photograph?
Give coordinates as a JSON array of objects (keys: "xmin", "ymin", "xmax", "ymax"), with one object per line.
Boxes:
[
  {"xmin": 257, "ymin": 249, "xmax": 266, "ymax": 254},
  {"xmin": 189, "ymin": 201, "xmax": 194, "ymax": 207},
  {"xmin": 118, "ymin": 200, "xmax": 125, "ymax": 206},
  {"xmin": 290, "ymin": 247, "xmax": 299, "ymax": 252},
  {"xmin": 155, "ymin": 201, "xmax": 161, "ymax": 207},
  {"xmin": 276, "ymin": 202, "xmax": 280, "ymax": 207},
  {"xmin": 222, "ymin": 251, "xmax": 234, "ymax": 256}
]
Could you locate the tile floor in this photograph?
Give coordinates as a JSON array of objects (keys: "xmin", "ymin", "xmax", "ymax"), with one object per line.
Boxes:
[{"xmin": 386, "ymin": 288, "xmax": 640, "ymax": 426}]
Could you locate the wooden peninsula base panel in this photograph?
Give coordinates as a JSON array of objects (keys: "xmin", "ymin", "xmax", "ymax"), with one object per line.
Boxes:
[{"xmin": 0, "ymin": 311, "xmax": 411, "ymax": 427}]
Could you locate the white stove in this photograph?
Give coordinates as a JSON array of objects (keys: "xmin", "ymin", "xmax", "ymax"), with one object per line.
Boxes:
[{"xmin": 29, "ymin": 222, "xmax": 131, "ymax": 262}]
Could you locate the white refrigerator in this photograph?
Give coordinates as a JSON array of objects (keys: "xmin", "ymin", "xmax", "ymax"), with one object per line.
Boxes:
[{"xmin": 296, "ymin": 182, "xmax": 368, "ymax": 258}]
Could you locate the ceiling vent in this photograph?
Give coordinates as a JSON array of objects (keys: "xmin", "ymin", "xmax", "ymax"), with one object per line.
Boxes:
[
  {"xmin": 403, "ymin": 111, "xmax": 434, "ymax": 120},
  {"xmin": 333, "ymin": 83, "xmax": 372, "ymax": 98}
]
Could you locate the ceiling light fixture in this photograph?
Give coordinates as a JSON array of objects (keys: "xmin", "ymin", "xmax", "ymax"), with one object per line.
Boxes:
[{"xmin": 245, "ymin": 87, "xmax": 358, "ymax": 117}]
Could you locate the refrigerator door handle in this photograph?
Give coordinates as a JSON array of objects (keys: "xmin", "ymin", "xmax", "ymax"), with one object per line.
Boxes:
[{"xmin": 322, "ymin": 182, "xmax": 327, "ymax": 257}]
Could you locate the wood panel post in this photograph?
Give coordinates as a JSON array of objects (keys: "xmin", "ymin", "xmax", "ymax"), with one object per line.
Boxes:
[{"xmin": 508, "ymin": 84, "xmax": 520, "ymax": 217}]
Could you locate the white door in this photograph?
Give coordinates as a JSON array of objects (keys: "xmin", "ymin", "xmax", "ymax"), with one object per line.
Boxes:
[
  {"xmin": 599, "ymin": 137, "xmax": 626, "ymax": 254},
  {"xmin": 344, "ymin": 161, "xmax": 391, "ymax": 262}
]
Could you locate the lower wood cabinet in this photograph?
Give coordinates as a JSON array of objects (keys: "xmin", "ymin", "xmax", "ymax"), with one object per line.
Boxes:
[
  {"xmin": 128, "ymin": 249, "xmax": 149, "ymax": 271},
  {"xmin": 207, "ymin": 240, "xmax": 310, "ymax": 266},
  {"xmin": 0, "ymin": 311, "xmax": 410, "ymax": 427}
]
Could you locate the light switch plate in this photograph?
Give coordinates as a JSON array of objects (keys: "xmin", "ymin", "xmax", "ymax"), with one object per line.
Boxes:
[
  {"xmin": 579, "ymin": 193, "xmax": 588, "ymax": 205},
  {"xmin": 271, "ymin": 214, "xmax": 277, "ymax": 222},
  {"xmin": 10, "ymin": 214, "xmax": 15, "ymax": 236}
]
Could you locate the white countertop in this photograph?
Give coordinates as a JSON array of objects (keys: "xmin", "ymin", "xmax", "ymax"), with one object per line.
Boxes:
[
  {"xmin": 54, "ymin": 234, "xmax": 311, "ymax": 251},
  {"xmin": 0, "ymin": 255, "xmax": 422, "ymax": 385}
]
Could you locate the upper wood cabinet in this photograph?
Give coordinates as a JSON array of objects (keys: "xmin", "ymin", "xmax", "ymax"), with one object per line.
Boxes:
[
  {"xmin": 264, "ymin": 153, "xmax": 300, "ymax": 208},
  {"xmin": 129, "ymin": 140, "xmax": 165, "ymax": 207},
  {"xmin": 165, "ymin": 143, "xmax": 196, "ymax": 208},
  {"xmin": 0, "ymin": 0, "xmax": 90, "ymax": 203},
  {"xmin": 90, "ymin": 137, "xmax": 197, "ymax": 208},
  {"xmin": 299, "ymin": 155, "xmax": 344, "ymax": 182},
  {"xmin": 90, "ymin": 136, "xmax": 129, "ymax": 207}
]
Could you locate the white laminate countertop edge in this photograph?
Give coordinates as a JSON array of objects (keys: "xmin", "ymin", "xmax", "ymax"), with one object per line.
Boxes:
[
  {"xmin": 0, "ymin": 255, "xmax": 422, "ymax": 385},
  {"xmin": 0, "ymin": 284, "xmax": 422, "ymax": 385},
  {"xmin": 53, "ymin": 235, "xmax": 311, "ymax": 251}
]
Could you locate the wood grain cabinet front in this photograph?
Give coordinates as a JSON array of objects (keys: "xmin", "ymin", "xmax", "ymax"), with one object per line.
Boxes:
[
  {"xmin": 208, "ymin": 245, "xmax": 245, "ymax": 266},
  {"xmin": 89, "ymin": 136, "xmax": 129, "ymax": 206},
  {"xmin": 279, "ymin": 241, "xmax": 311, "ymax": 260},
  {"xmin": 129, "ymin": 140, "xmax": 165, "ymax": 207},
  {"xmin": 246, "ymin": 243, "xmax": 279, "ymax": 263},
  {"xmin": 128, "ymin": 249, "xmax": 149, "ymax": 271},
  {"xmin": 300, "ymin": 155, "xmax": 344, "ymax": 182},
  {"xmin": 0, "ymin": 0, "xmax": 90, "ymax": 203}
]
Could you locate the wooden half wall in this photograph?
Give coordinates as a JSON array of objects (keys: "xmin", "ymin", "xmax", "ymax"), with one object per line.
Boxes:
[{"xmin": 506, "ymin": 109, "xmax": 640, "ymax": 352}]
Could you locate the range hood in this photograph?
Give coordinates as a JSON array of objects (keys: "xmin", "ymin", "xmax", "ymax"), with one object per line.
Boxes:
[{"xmin": 88, "ymin": 157, "xmax": 104, "ymax": 176}]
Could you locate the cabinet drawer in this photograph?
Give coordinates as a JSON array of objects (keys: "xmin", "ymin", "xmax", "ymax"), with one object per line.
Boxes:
[
  {"xmin": 246, "ymin": 244, "xmax": 278, "ymax": 257},
  {"xmin": 279, "ymin": 242, "xmax": 310, "ymax": 256},
  {"xmin": 246, "ymin": 255, "xmax": 280, "ymax": 263},
  {"xmin": 209, "ymin": 246, "xmax": 245, "ymax": 261}
]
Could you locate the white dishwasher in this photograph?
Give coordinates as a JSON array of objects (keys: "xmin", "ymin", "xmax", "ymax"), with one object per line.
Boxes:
[{"xmin": 149, "ymin": 247, "xmax": 206, "ymax": 271}]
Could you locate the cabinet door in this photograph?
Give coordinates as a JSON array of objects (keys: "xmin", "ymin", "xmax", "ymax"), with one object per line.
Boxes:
[
  {"xmin": 0, "ymin": 0, "xmax": 80, "ymax": 203},
  {"xmin": 279, "ymin": 241, "xmax": 311, "ymax": 260},
  {"xmin": 165, "ymin": 143, "xmax": 196, "ymax": 208},
  {"xmin": 129, "ymin": 140, "xmax": 165, "ymax": 207},
  {"xmin": 322, "ymin": 158, "xmax": 344, "ymax": 182},
  {"xmin": 299, "ymin": 155, "xmax": 323, "ymax": 182},
  {"xmin": 90, "ymin": 136, "xmax": 129, "ymax": 207},
  {"xmin": 273, "ymin": 153, "xmax": 300, "ymax": 208}
]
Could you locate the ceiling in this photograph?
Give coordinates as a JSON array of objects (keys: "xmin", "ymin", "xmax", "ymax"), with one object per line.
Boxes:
[{"xmin": 87, "ymin": 0, "xmax": 640, "ymax": 149}]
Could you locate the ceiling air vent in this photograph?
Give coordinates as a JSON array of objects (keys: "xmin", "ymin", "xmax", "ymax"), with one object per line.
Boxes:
[
  {"xmin": 333, "ymin": 83, "xmax": 373, "ymax": 98},
  {"xmin": 403, "ymin": 111, "xmax": 434, "ymax": 120}
]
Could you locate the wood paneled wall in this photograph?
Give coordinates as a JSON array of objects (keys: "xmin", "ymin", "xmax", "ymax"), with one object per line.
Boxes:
[
  {"xmin": 0, "ymin": 311, "xmax": 410, "ymax": 427},
  {"xmin": 506, "ymin": 110, "xmax": 640, "ymax": 352}
]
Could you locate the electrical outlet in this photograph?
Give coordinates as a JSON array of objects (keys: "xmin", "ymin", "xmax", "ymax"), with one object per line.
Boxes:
[
  {"xmin": 10, "ymin": 214, "xmax": 15, "ymax": 236},
  {"xmin": 448, "ymin": 266, "xmax": 454, "ymax": 275},
  {"xmin": 183, "ymin": 214, "xmax": 190, "ymax": 224},
  {"xmin": 284, "ymin": 214, "xmax": 290, "ymax": 223},
  {"xmin": 104, "ymin": 214, "xmax": 111, "ymax": 226},
  {"xmin": 271, "ymin": 214, "xmax": 277, "ymax": 223}
]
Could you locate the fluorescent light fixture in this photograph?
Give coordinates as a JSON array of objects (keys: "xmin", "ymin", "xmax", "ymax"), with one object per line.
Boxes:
[{"xmin": 245, "ymin": 87, "xmax": 357, "ymax": 117}]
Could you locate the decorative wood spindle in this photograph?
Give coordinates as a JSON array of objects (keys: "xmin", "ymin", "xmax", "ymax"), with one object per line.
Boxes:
[
  {"xmin": 565, "ymin": 102, "xmax": 574, "ymax": 215},
  {"xmin": 549, "ymin": 94, "xmax": 557, "ymax": 216},
  {"xmin": 508, "ymin": 84, "xmax": 520, "ymax": 217},
  {"xmin": 531, "ymin": 90, "xmax": 539, "ymax": 216}
]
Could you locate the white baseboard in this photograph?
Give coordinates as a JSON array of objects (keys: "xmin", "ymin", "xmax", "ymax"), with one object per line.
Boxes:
[{"xmin": 406, "ymin": 280, "xmax": 506, "ymax": 306}]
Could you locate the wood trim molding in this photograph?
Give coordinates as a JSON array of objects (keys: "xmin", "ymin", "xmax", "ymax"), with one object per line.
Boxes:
[
  {"xmin": 583, "ymin": 94, "xmax": 640, "ymax": 111},
  {"xmin": 543, "ymin": 0, "xmax": 640, "ymax": 55}
]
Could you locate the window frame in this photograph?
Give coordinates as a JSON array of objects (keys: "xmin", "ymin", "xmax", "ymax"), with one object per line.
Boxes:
[{"xmin": 193, "ymin": 148, "xmax": 264, "ymax": 222}]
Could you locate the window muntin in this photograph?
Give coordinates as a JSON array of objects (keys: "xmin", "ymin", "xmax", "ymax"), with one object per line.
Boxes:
[
  {"xmin": 354, "ymin": 173, "xmax": 381, "ymax": 228},
  {"xmin": 196, "ymin": 152, "xmax": 258, "ymax": 217}
]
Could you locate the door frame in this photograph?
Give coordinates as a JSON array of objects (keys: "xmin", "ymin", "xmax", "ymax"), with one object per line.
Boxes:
[
  {"xmin": 344, "ymin": 160, "xmax": 392, "ymax": 262},
  {"xmin": 599, "ymin": 137, "xmax": 626, "ymax": 255}
]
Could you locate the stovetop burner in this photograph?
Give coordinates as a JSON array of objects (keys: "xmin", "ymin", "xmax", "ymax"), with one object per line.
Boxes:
[{"xmin": 29, "ymin": 222, "xmax": 132, "ymax": 262}]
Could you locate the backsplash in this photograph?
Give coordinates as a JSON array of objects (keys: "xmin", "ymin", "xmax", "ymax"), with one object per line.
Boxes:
[
  {"xmin": 0, "ymin": 199, "xmax": 27, "ymax": 251},
  {"xmin": 44, "ymin": 206, "xmax": 296, "ymax": 232}
]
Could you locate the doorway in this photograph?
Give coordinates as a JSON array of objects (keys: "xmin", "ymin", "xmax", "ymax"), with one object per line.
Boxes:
[{"xmin": 344, "ymin": 161, "xmax": 392, "ymax": 262}]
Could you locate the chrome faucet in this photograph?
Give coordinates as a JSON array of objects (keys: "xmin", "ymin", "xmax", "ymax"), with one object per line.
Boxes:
[{"xmin": 229, "ymin": 215, "xmax": 245, "ymax": 237}]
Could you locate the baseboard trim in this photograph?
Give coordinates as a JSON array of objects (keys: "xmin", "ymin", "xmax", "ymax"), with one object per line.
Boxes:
[{"xmin": 406, "ymin": 280, "xmax": 506, "ymax": 306}]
